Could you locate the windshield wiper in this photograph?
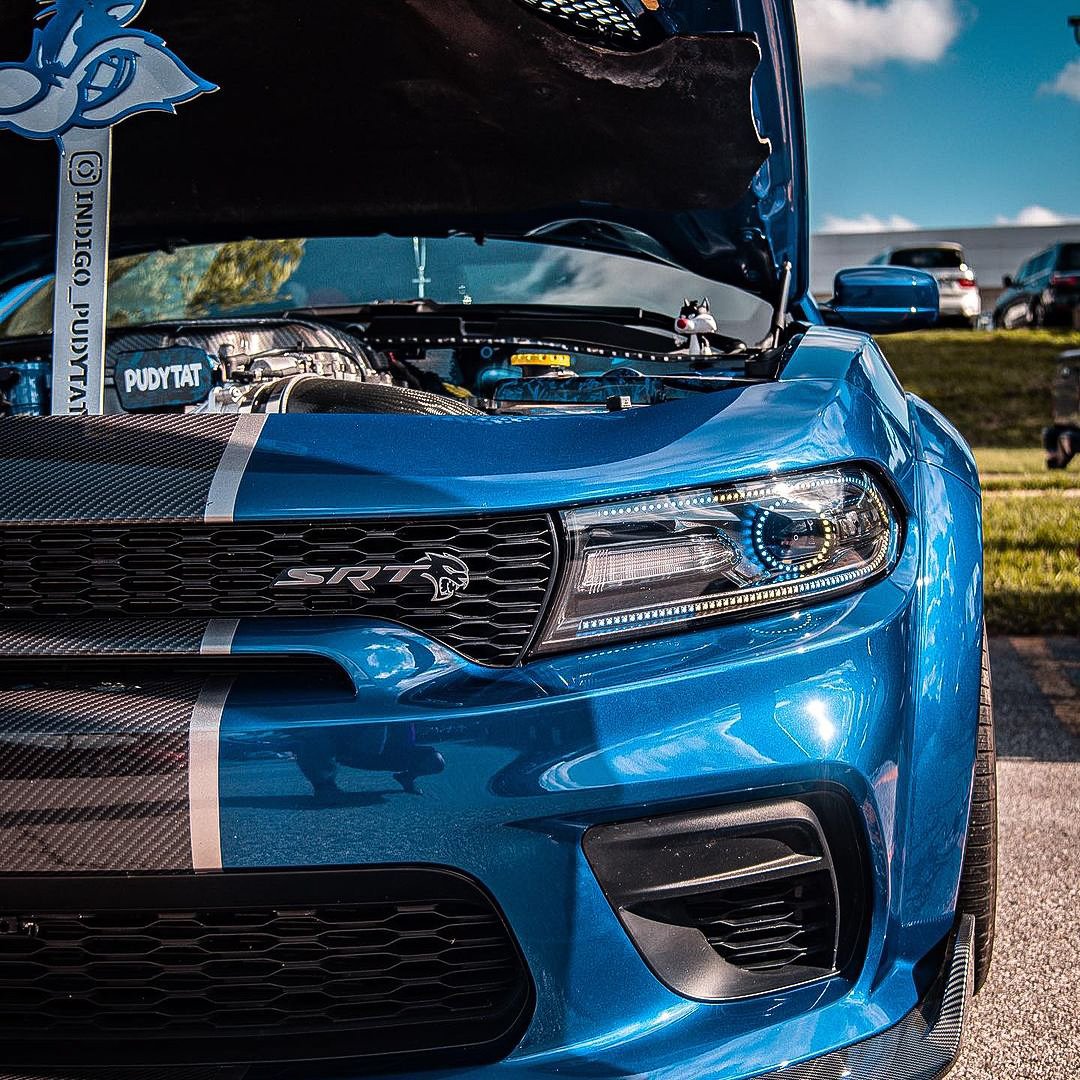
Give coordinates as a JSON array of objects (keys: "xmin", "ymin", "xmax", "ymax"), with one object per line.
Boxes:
[{"xmin": 344, "ymin": 303, "xmax": 746, "ymax": 358}]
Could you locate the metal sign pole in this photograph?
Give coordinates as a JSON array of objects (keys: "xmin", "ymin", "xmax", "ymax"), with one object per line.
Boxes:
[{"xmin": 51, "ymin": 127, "xmax": 114, "ymax": 416}]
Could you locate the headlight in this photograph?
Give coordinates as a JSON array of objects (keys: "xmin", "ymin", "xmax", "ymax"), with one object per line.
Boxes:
[{"xmin": 535, "ymin": 466, "xmax": 901, "ymax": 654}]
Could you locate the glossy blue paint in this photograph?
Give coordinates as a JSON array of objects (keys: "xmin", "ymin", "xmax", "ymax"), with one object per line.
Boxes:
[
  {"xmin": 0, "ymin": 1, "xmax": 984, "ymax": 1069},
  {"xmin": 215, "ymin": 503, "xmax": 978, "ymax": 1078},
  {"xmin": 234, "ymin": 382, "xmax": 917, "ymax": 520},
  {"xmin": 909, "ymin": 396, "xmax": 981, "ymax": 492},
  {"xmin": 823, "ymin": 267, "xmax": 940, "ymax": 335},
  {"xmin": 208, "ymin": 328, "xmax": 984, "ymax": 1078}
]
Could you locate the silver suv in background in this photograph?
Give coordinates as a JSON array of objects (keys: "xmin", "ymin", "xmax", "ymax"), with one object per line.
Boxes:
[{"xmin": 871, "ymin": 242, "xmax": 982, "ymax": 328}]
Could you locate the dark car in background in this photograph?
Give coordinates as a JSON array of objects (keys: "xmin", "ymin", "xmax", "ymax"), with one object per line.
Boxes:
[{"xmin": 993, "ymin": 242, "xmax": 1080, "ymax": 329}]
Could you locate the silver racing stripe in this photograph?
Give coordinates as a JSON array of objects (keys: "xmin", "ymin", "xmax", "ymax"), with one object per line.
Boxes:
[
  {"xmin": 200, "ymin": 619, "xmax": 240, "ymax": 656},
  {"xmin": 188, "ymin": 678, "xmax": 233, "ymax": 872},
  {"xmin": 203, "ymin": 414, "xmax": 267, "ymax": 523}
]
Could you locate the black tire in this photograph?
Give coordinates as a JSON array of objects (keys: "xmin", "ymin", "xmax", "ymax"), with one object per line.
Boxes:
[
  {"xmin": 957, "ymin": 627, "xmax": 997, "ymax": 993},
  {"xmin": 1031, "ymin": 301, "xmax": 1046, "ymax": 328}
]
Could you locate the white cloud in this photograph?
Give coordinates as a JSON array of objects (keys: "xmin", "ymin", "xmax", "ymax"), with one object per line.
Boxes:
[
  {"xmin": 994, "ymin": 206, "xmax": 1080, "ymax": 227},
  {"xmin": 820, "ymin": 212, "xmax": 919, "ymax": 234},
  {"xmin": 796, "ymin": 0, "xmax": 962, "ymax": 88},
  {"xmin": 1040, "ymin": 58, "xmax": 1080, "ymax": 103}
]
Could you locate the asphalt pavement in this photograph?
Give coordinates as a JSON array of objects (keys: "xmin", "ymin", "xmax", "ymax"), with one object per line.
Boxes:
[{"xmin": 951, "ymin": 637, "xmax": 1080, "ymax": 1080}]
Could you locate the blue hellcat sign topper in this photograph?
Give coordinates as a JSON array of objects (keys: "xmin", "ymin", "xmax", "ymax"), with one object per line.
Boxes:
[{"xmin": 0, "ymin": 0, "xmax": 216, "ymax": 414}]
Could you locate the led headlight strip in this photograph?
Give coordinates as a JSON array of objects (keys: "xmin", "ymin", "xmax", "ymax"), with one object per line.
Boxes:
[{"xmin": 534, "ymin": 467, "xmax": 900, "ymax": 654}]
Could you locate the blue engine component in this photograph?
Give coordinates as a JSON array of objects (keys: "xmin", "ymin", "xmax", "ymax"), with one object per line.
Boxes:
[
  {"xmin": 493, "ymin": 374, "xmax": 674, "ymax": 405},
  {"xmin": 0, "ymin": 359, "xmax": 49, "ymax": 414}
]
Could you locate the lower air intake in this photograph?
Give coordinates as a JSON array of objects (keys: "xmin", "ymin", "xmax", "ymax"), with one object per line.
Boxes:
[
  {"xmin": 584, "ymin": 796, "xmax": 868, "ymax": 1001},
  {"xmin": 0, "ymin": 868, "xmax": 533, "ymax": 1071}
]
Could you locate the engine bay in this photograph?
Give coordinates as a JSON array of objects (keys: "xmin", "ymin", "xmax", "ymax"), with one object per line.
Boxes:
[{"xmin": 0, "ymin": 312, "xmax": 780, "ymax": 419}]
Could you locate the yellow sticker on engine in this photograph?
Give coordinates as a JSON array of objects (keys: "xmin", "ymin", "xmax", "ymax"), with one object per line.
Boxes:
[{"xmin": 511, "ymin": 353, "xmax": 573, "ymax": 367}]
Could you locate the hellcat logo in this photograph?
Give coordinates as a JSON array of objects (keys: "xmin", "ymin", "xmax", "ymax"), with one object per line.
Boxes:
[
  {"xmin": 274, "ymin": 553, "xmax": 471, "ymax": 604},
  {"xmin": 0, "ymin": 0, "xmax": 216, "ymax": 141}
]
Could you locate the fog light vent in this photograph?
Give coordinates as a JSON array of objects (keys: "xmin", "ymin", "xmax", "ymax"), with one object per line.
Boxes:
[{"xmin": 583, "ymin": 797, "xmax": 866, "ymax": 1001}]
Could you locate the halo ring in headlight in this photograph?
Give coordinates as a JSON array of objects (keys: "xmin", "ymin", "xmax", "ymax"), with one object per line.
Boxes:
[{"xmin": 534, "ymin": 466, "xmax": 902, "ymax": 655}]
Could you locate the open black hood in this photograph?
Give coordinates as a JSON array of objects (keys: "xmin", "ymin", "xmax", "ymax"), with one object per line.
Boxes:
[{"xmin": 0, "ymin": 0, "xmax": 807, "ymax": 301}]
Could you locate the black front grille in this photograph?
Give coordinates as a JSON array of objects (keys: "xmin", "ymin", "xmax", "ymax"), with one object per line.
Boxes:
[
  {"xmin": 0, "ymin": 868, "xmax": 533, "ymax": 1070},
  {"xmin": 0, "ymin": 515, "xmax": 558, "ymax": 666},
  {"xmin": 685, "ymin": 870, "xmax": 837, "ymax": 974}
]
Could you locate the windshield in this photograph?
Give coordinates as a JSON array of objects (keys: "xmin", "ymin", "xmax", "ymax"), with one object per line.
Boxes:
[
  {"xmin": 0, "ymin": 236, "xmax": 774, "ymax": 346},
  {"xmin": 889, "ymin": 247, "xmax": 965, "ymax": 269}
]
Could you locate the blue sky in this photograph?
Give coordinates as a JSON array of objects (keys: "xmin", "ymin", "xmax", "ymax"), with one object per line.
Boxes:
[{"xmin": 797, "ymin": 0, "xmax": 1080, "ymax": 232}]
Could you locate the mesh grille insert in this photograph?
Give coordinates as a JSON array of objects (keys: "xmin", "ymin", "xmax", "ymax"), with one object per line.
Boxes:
[
  {"xmin": 0, "ymin": 869, "xmax": 532, "ymax": 1069},
  {"xmin": 685, "ymin": 871, "xmax": 837, "ymax": 973},
  {"xmin": 0, "ymin": 515, "xmax": 558, "ymax": 666}
]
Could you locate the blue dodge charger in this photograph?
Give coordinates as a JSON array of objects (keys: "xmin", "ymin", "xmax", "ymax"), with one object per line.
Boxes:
[{"xmin": 0, "ymin": 0, "xmax": 994, "ymax": 1078}]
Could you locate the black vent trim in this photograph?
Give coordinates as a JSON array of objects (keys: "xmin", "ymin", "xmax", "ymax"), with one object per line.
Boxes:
[
  {"xmin": 583, "ymin": 795, "xmax": 868, "ymax": 1001},
  {"xmin": 0, "ymin": 515, "xmax": 558, "ymax": 667},
  {"xmin": 514, "ymin": 0, "xmax": 646, "ymax": 44},
  {"xmin": 0, "ymin": 868, "xmax": 534, "ymax": 1070}
]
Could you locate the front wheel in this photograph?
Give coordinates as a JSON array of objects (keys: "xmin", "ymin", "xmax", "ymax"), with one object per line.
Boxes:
[{"xmin": 956, "ymin": 627, "xmax": 998, "ymax": 993}]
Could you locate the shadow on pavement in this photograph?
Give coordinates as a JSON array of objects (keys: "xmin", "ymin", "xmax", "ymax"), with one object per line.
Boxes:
[{"xmin": 989, "ymin": 637, "xmax": 1080, "ymax": 763}]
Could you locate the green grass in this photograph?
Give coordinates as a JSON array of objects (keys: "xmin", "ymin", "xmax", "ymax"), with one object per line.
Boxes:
[
  {"xmin": 983, "ymin": 495, "xmax": 1080, "ymax": 636},
  {"xmin": 973, "ymin": 447, "xmax": 1080, "ymax": 491},
  {"xmin": 973, "ymin": 447, "xmax": 1048, "ymax": 474},
  {"xmin": 972, "ymin": 448, "xmax": 1078, "ymax": 634},
  {"xmin": 875, "ymin": 333, "xmax": 1080, "ymax": 634},
  {"xmin": 880, "ymin": 329, "xmax": 1080, "ymax": 448}
]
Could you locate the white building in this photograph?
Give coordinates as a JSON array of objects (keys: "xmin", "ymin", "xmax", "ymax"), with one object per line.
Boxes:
[{"xmin": 811, "ymin": 223, "xmax": 1080, "ymax": 309}]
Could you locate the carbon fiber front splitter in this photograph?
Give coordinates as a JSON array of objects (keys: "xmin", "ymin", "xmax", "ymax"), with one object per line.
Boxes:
[{"xmin": 756, "ymin": 916, "xmax": 976, "ymax": 1080}]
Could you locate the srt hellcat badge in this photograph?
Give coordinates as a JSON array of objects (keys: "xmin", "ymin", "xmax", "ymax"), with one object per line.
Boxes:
[{"xmin": 0, "ymin": 0, "xmax": 216, "ymax": 415}]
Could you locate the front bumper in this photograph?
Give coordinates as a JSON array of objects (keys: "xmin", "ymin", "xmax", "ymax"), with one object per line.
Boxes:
[
  {"xmin": 0, "ymin": 461, "xmax": 984, "ymax": 1080},
  {"xmin": 214, "ymin": 561, "xmax": 978, "ymax": 1079}
]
